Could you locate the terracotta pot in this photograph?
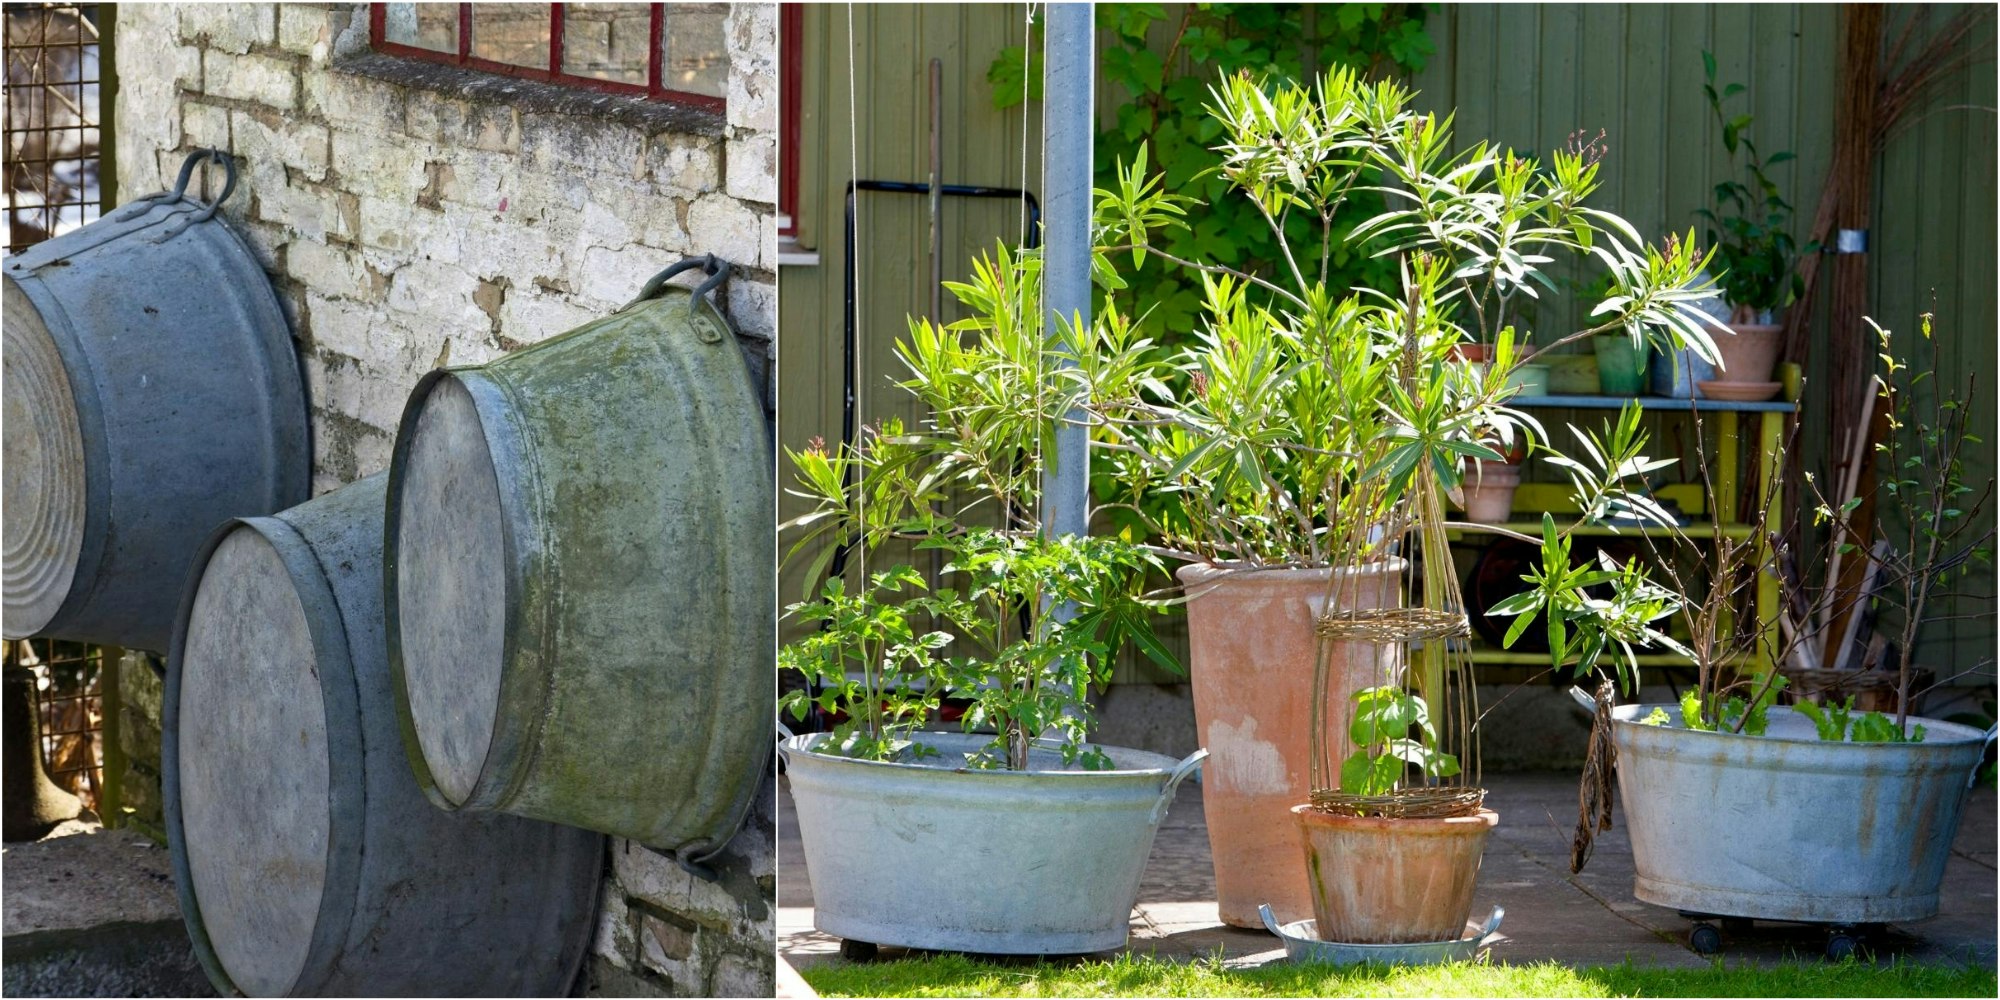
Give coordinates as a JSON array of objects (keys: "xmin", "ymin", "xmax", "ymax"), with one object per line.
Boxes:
[
  {"xmin": 1176, "ymin": 562, "xmax": 1404, "ymax": 927},
  {"xmin": 1294, "ymin": 805, "xmax": 1499, "ymax": 944},
  {"xmin": 1448, "ymin": 343, "xmax": 1491, "ymax": 363},
  {"xmin": 1713, "ymin": 322, "xmax": 1782, "ymax": 384},
  {"xmin": 1458, "ymin": 460, "xmax": 1519, "ymax": 525}
]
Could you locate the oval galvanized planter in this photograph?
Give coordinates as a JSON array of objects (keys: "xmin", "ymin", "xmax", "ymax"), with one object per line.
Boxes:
[
  {"xmin": 164, "ymin": 474, "xmax": 604, "ymax": 997},
  {"xmin": 3, "ymin": 149, "xmax": 307, "ymax": 651},
  {"xmin": 386, "ymin": 275, "xmax": 773, "ymax": 860},
  {"xmin": 1611, "ymin": 703, "xmax": 1992, "ymax": 924},
  {"xmin": 781, "ymin": 731, "xmax": 1207, "ymax": 955}
]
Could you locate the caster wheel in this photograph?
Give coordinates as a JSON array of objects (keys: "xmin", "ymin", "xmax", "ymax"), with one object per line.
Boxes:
[
  {"xmin": 840, "ymin": 938, "xmax": 879, "ymax": 962},
  {"xmin": 1825, "ymin": 931, "xmax": 1860, "ymax": 961},
  {"xmin": 1689, "ymin": 922, "xmax": 1723, "ymax": 956}
]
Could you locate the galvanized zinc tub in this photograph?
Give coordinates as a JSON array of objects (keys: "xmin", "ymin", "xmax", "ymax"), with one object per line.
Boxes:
[
  {"xmin": 386, "ymin": 266, "xmax": 773, "ymax": 860},
  {"xmin": 781, "ymin": 731, "xmax": 1207, "ymax": 955},
  {"xmin": 3, "ymin": 149, "xmax": 306, "ymax": 651},
  {"xmin": 165, "ymin": 474, "xmax": 604, "ymax": 997},
  {"xmin": 1611, "ymin": 703, "xmax": 1992, "ymax": 924}
]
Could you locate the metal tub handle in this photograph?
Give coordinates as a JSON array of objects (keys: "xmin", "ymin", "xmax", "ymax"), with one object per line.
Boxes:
[
  {"xmin": 629, "ymin": 254, "xmax": 732, "ymax": 322},
  {"xmin": 1151, "ymin": 747, "xmax": 1208, "ymax": 824}
]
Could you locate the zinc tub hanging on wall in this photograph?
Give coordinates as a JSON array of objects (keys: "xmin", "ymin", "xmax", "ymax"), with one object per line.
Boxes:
[
  {"xmin": 385, "ymin": 256, "xmax": 774, "ymax": 864},
  {"xmin": 165, "ymin": 474, "xmax": 604, "ymax": 998},
  {"xmin": 2, "ymin": 149, "xmax": 308, "ymax": 652}
]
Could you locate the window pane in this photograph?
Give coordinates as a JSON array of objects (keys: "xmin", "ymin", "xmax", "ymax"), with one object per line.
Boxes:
[
  {"xmin": 660, "ymin": 3, "xmax": 727, "ymax": 99},
  {"xmin": 382, "ymin": 3, "xmax": 459, "ymax": 53},
  {"xmin": 559, "ymin": 4, "xmax": 651, "ymax": 86},
  {"xmin": 471, "ymin": 3, "xmax": 550, "ymax": 70}
]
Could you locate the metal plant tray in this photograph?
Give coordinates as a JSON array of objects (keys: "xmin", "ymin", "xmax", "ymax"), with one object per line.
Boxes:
[{"xmin": 1258, "ymin": 904, "xmax": 1505, "ymax": 966}]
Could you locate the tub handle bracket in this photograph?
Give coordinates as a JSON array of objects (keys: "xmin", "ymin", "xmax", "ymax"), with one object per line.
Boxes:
[
  {"xmin": 631, "ymin": 254, "xmax": 733, "ymax": 333},
  {"xmin": 1151, "ymin": 747, "xmax": 1208, "ymax": 823}
]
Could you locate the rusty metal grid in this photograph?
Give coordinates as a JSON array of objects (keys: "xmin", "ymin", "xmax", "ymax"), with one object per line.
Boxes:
[
  {"xmin": 4, "ymin": 3, "xmax": 109, "ymax": 255},
  {"xmin": 6, "ymin": 639, "xmax": 108, "ymax": 810}
]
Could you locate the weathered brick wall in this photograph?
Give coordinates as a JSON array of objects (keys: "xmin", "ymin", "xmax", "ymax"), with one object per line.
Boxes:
[{"xmin": 113, "ymin": 4, "xmax": 775, "ymax": 995}]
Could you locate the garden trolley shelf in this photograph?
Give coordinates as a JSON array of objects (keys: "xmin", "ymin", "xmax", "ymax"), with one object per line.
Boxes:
[{"xmin": 1454, "ymin": 393, "xmax": 1796, "ymax": 676}]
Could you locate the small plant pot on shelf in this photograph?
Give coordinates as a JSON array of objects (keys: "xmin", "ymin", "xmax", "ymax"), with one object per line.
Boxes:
[
  {"xmin": 1458, "ymin": 460, "xmax": 1519, "ymax": 525},
  {"xmin": 780, "ymin": 731, "xmax": 1206, "ymax": 955},
  {"xmin": 1292, "ymin": 805, "xmax": 1499, "ymax": 944},
  {"xmin": 1607, "ymin": 703, "xmax": 1993, "ymax": 925},
  {"xmin": 1594, "ymin": 336, "xmax": 1652, "ymax": 395},
  {"xmin": 1711, "ymin": 317, "xmax": 1783, "ymax": 385}
]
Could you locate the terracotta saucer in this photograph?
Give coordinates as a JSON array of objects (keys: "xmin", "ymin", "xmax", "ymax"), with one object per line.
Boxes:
[{"xmin": 1696, "ymin": 380, "xmax": 1782, "ymax": 402}]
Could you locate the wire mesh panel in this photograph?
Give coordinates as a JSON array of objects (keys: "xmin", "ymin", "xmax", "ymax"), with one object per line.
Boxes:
[
  {"xmin": 5, "ymin": 639, "xmax": 108, "ymax": 809},
  {"xmin": 3, "ymin": 3, "xmax": 112, "ymax": 812},
  {"xmin": 4, "ymin": 3, "xmax": 109, "ymax": 255}
]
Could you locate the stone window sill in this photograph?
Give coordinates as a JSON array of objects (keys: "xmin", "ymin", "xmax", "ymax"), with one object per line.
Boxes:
[{"xmin": 334, "ymin": 50, "xmax": 725, "ymax": 138}]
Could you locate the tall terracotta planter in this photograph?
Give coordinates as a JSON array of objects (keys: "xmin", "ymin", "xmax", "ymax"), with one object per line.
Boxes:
[
  {"xmin": 1294, "ymin": 806, "xmax": 1498, "ymax": 944},
  {"xmin": 1177, "ymin": 562, "xmax": 1403, "ymax": 927}
]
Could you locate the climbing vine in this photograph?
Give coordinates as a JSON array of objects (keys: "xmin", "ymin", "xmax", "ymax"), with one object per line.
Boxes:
[{"xmin": 989, "ymin": 3, "xmax": 1434, "ymax": 338}]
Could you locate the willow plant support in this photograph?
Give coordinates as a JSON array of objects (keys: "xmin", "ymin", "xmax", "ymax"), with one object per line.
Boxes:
[{"xmin": 1306, "ymin": 460, "xmax": 1485, "ymax": 820}]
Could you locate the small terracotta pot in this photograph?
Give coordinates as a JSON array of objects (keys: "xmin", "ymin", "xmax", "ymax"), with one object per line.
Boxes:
[
  {"xmin": 1713, "ymin": 321, "xmax": 1783, "ymax": 384},
  {"xmin": 1294, "ymin": 805, "xmax": 1499, "ymax": 944},
  {"xmin": 1458, "ymin": 460, "xmax": 1519, "ymax": 525},
  {"xmin": 1448, "ymin": 343, "xmax": 1492, "ymax": 363}
]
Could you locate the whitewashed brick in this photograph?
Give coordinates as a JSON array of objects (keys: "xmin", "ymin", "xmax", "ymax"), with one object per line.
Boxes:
[
  {"xmin": 233, "ymin": 109, "xmax": 331, "ymax": 183},
  {"xmin": 577, "ymin": 244, "xmax": 680, "ymax": 309},
  {"xmin": 727, "ymin": 278, "xmax": 777, "ymax": 342},
  {"xmin": 591, "ymin": 892, "xmax": 636, "ymax": 970},
  {"xmin": 648, "ymin": 133, "xmax": 720, "ymax": 195},
  {"xmin": 288, "ymin": 239, "xmax": 376, "ymax": 301},
  {"xmin": 305, "ymin": 69, "xmax": 404, "ymax": 124},
  {"xmin": 277, "ymin": 5, "xmax": 332, "ymax": 59},
  {"xmin": 687, "ymin": 193, "xmax": 762, "ymax": 270},
  {"xmin": 611, "ymin": 847, "xmax": 764, "ymax": 933},
  {"xmin": 254, "ymin": 181, "xmax": 349, "ymax": 243},
  {"xmin": 724, "ymin": 132, "xmax": 776, "ymax": 205},
  {"xmin": 355, "ymin": 194, "xmax": 461, "ymax": 262},
  {"xmin": 306, "ymin": 293, "xmax": 385, "ymax": 363},
  {"xmin": 499, "ymin": 290, "xmax": 600, "ymax": 345},
  {"xmin": 181, "ymin": 102, "xmax": 230, "ymax": 151},
  {"xmin": 522, "ymin": 115, "xmax": 645, "ymax": 179},
  {"xmin": 205, "ymin": 51, "xmax": 298, "ymax": 109},
  {"xmin": 179, "ymin": 4, "xmax": 274, "ymax": 55},
  {"xmin": 351, "ymin": 426, "xmax": 394, "ymax": 477},
  {"xmin": 712, "ymin": 951, "xmax": 774, "ymax": 998},
  {"xmin": 385, "ymin": 258, "xmax": 487, "ymax": 333},
  {"xmin": 725, "ymin": 3, "xmax": 777, "ymax": 134},
  {"xmin": 330, "ymin": 128, "xmax": 422, "ymax": 199}
]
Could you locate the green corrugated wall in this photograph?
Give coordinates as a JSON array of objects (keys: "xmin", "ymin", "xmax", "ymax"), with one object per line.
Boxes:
[{"xmin": 779, "ymin": 4, "xmax": 1995, "ymax": 690}]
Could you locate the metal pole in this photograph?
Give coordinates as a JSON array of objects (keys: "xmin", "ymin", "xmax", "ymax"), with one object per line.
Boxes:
[{"xmin": 1040, "ymin": 2, "xmax": 1091, "ymax": 543}]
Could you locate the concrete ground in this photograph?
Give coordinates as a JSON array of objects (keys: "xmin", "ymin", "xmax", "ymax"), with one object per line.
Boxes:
[
  {"xmin": 2, "ymin": 821, "xmax": 215, "ymax": 997},
  {"xmin": 779, "ymin": 772, "xmax": 1997, "ymax": 972}
]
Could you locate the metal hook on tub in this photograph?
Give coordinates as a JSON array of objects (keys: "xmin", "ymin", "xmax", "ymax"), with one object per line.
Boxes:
[{"xmin": 629, "ymin": 254, "xmax": 733, "ymax": 328}]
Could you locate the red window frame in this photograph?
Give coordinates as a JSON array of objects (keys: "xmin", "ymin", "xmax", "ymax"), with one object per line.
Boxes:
[
  {"xmin": 777, "ymin": 3, "xmax": 801, "ymax": 238},
  {"xmin": 369, "ymin": 3, "xmax": 725, "ymax": 114}
]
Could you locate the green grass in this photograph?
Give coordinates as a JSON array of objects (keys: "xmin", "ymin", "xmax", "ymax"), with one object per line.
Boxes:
[{"xmin": 801, "ymin": 953, "xmax": 1998, "ymax": 998}]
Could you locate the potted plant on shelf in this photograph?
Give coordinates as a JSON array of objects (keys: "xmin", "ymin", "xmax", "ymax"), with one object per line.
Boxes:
[
  {"xmin": 1694, "ymin": 52, "xmax": 1803, "ymax": 400},
  {"xmin": 1538, "ymin": 313, "xmax": 1996, "ymax": 958},
  {"xmin": 777, "ymin": 246, "xmax": 1205, "ymax": 958},
  {"xmin": 1076, "ymin": 67, "xmax": 1726, "ymax": 933}
]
